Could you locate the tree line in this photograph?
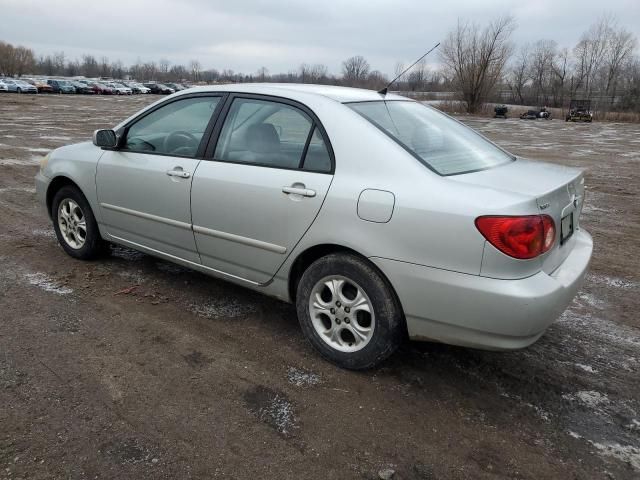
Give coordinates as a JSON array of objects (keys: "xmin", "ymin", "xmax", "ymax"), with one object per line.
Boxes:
[{"xmin": 1, "ymin": 13, "xmax": 638, "ymax": 114}]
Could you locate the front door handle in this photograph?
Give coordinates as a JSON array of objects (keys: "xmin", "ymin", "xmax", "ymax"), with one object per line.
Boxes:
[
  {"xmin": 166, "ymin": 168, "xmax": 191, "ymax": 178},
  {"xmin": 282, "ymin": 186, "xmax": 316, "ymax": 197}
]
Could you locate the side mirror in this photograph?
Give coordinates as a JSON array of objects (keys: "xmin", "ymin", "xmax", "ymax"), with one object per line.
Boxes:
[{"xmin": 93, "ymin": 129, "xmax": 118, "ymax": 149}]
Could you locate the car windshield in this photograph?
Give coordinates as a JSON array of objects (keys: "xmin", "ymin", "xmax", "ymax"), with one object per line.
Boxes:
[{"xmin": 347, "ymin": 101, "xmax": 513, "ymax": 176}]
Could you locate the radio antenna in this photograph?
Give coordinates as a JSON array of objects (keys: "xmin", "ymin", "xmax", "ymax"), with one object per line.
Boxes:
[{"xmin": 378, "ymin": 42, "xmax": 440, "ymax": 95}]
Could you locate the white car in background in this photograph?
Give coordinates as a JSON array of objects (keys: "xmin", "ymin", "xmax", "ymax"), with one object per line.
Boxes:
[
  {"xmin": 106, "ymin": 82, "xmax": 133, "ymax": 95},
  {"xmin": 124, "ymin": 82, "xmax": 151, "ymax": 94}
]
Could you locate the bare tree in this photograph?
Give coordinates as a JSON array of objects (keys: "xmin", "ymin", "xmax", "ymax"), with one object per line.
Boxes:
[
  {"xmin": 407, "ymin": 59, "xmax": 427, "ymax": 91},
  {"xmin": 603, "ymin": 26, "xmax": 637, "ymax": 104},
  {"xmin": 99, "ymin": 56, "xmax": 110, "ymax": 78},
  {"xmin": 341, "ymin": 55, "xmax": 370, "ymax": 86},
  {"xmin": 551, "ymin": 47, "xmax": 570, "ymax": 108},
  {"xmin": 300, "ymin": 63, "xmax": 328, "ymax": 83},
  {"xmin": 142, "ymin": 61, "xmax": 157, "ymax": 81},
  {"xmin": 159, "ymin": 58, "xmax": 171, "ymax": 80},
  {"xmin": 256, "ymin": 66, "xmax": 269, "ymax": 82},
  {"xmin": 189, "ymin": 59, "xmax": 201, "ymax": 82},
  {"xmin": 508, "ymin": 44, "xmax": 530, "ymax": 103},
  {"xmin": 440, "ymin": 16, "xmax": 515, "ymax": 113},
  {"xmin": 81, "ymin": 55, "xmax": 99, "ymax": 77},
  {"xmin": 529, "ymin": 39, "xmax": 557, "ymax": 105},
  {"xmin": 573, "ymin": 15, "xmax": 612, "ymax": 98}
]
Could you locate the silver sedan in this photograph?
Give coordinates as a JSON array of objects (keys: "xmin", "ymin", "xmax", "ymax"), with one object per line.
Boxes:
[{"xmin": 35, "ymin": 84, "xmax": 592, "ymax": 369}]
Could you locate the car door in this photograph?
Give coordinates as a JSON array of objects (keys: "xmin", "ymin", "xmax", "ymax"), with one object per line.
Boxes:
[
  {"xmin": 96, "ymin": 94, "xmax": 224, "ymax": 263},
  {"xmin": 191, "ymin": 95, "xmax": 334, "ymax": 284}
]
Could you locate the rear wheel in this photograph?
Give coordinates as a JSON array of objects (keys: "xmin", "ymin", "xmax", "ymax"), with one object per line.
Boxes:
[
  {"xmin": 52, "ymin": 185, "xmax": 107, "ymax": 260},
  {"xmin": 296, "ymin": 253, "xmax": 404, "ymax": 370}
]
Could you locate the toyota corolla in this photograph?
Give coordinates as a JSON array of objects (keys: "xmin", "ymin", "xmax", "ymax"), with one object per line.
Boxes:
[{"xmin": 35, "ymin": 84, "xmax": 592, "ymax": 369}]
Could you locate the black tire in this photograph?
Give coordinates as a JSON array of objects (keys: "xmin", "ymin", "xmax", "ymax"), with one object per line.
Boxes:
[
  {"xmin": 295, "ymin": 253, "xmax": 404, "ymax": 370},
  {"xmin": 51, "ymin": 185, "xmax": 107, "ymax": 260},
  {"xmin": 17, "ymin": 87, "xmax": 21, "ymax": 94}
]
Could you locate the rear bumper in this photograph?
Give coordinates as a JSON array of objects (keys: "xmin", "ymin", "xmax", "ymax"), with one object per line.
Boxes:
[{"xmin": 371, "ymin": 229, "xmax": 593, "ymax": 350}]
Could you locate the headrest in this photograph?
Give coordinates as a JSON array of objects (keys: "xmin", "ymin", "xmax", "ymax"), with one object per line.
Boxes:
[{"xmin": 246, "ymin": 123, "xmax": 280, "ymax": 154}]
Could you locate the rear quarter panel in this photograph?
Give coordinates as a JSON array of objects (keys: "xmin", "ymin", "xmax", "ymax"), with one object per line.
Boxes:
[{"xmin": 271, "ymin": 101, "xmax": 540, "ymax": 299}]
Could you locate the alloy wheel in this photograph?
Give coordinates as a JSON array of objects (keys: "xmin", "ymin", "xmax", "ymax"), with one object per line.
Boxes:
[
  {"xmin": 57, "ymin": 198, "xmax": 87, "ymax": 249},
  {"xmin": 308, "ymin": 275, "xmax": 375, "ymax": 352}
]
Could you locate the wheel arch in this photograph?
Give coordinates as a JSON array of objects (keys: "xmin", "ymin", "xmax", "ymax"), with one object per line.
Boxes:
[
  {"xmin": 46, "ymin": 176, "xmax": 83, "ymax": 218},
  {"xmin": 287, "ymin": 244, "xmax": 406, "ymax": 327}
]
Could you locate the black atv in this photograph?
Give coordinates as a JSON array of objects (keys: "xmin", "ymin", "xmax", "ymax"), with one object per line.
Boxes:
[{"xmin": 494, "ymin": 105, "xmax": 508, "ymax": 118}]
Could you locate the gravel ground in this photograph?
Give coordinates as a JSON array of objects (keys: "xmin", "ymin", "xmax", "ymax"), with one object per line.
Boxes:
[{"xmin": 0, "ymin": 93, "xmax": 638, "ymax": 479}]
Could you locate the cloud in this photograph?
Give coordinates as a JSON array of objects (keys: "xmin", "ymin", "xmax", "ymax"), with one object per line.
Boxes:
[{"xmin": 0, "ymin": 0, "xmax": 638, "ymax": 75}]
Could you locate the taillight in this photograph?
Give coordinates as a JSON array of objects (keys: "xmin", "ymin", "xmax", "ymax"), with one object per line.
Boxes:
[{"xmin": 475, "ymin": 215, "xmax": 556, "ymax": 260}]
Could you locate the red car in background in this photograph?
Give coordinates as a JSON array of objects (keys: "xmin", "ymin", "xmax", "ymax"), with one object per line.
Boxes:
[{"xmin": 88, "ymin": 82, "xmax": 115, "ymax": 95}]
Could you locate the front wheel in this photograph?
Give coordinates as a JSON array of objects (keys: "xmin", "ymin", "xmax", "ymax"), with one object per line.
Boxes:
[
  {"xmin": 296, "ymin": 253, "xmax": 404, "ymax": 370},
  {"xmin": 51, "ymin": 185, "xmax": 107, "ymax": 260}
]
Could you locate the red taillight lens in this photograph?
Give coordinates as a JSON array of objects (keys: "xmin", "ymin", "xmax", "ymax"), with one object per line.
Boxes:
[{"xmin": 475, "ymin": 215, "xmax": 556, "ymax": 259}]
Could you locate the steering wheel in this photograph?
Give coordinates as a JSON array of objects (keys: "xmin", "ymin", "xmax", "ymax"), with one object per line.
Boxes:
[{"xmin": 163, "ymin": 131, "xmax": 198, "ymax": 154}]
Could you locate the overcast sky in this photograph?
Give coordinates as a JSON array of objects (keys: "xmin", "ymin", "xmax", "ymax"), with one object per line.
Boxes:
[{"xmin": 1, "ymin": 0, "xmax": 639, "ymax": 75}]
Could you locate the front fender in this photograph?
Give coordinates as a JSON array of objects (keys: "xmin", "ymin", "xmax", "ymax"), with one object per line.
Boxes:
[{"xmin": 42, "ymin": 142, "xmax": 104, "ymax": 223}]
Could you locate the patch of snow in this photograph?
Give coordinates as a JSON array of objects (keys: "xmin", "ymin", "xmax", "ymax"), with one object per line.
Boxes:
[
  {"xmin": 39, "ymin": 135, "xmax": 72, "ymax": 141},
  {"xmin": 190, "ymin": 298, "xmax": 257, "ymax": 319},
  {"xmin": 24, "ymin": 273, "xmax": 72, "ymax": 295},
  {"xmin": 627, "ymin": 419, "xmax": 640, "ymax": 431},
  {"xmin": 576, "ymin": 292, "xmax": 605, "ymax": 309},
  {"xmin": 287, "ymin": 367, "xmax": 321, "ymax": 387},
  {"xmin": 575, "ymin": 363, "xmax": 598, "ymax": 373},
  {"xmin": 31, "ymin": 228, "xmax": 56, "ymax": 239},
  {"xmin": 563, "ymin": 390, "xmax": 610, "ymax": 408},
  {"xmin": 0, "ymin": 158, "xmax": 39, "ymax": 166},
  {"xmin": 590, "ymin": 441, "xmax": 640, "ymax": 471},
  {"xmin": 568, "ymin": 431, "xmax": 583, "ymax": 439},
  {"xmin": 257, "ymin": 394, "xmax": 295, "ymax": 435},
  {"xmin": 24, "ymin": 147, "xmax": 51, "ymax": 153},
  {"xmin": 0, "ymin": 186, "xmax": 36, "ymax": 193},
  {"xmin": 587, "ymin": 273, "xmax": 637, "ymax": 290}
]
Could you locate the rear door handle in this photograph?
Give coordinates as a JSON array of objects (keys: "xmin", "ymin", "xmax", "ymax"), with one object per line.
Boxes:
[
  {"xmin": 282, "ymin": 186, "xmax": 316, "ymax": 197},
  {"xmin": 166, "ymin": 168, "xmax": 191, "ymax": 178}
]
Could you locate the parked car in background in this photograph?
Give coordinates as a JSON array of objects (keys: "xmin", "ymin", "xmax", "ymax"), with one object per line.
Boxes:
[
  {"xmin": 35, "ymin": 84, "xmax": 592, "ymax": 369},
  {"xmin": 110, "ymin": 82, "xmax": 133, "ymax": 95},
  {"xmin": 164, "ymin": 82, "xmax": 186, "ymax": 92},
  {"xmin": 122, "ymin": 82, "xmax": 150, "ymax": 94},
  {"xmin": 3, "ymin": 78, "xmax": 38, "ymax": 93},
  {"xmin": 566, "ymin": 99, "xmax": 593, "ymax": 122},
  {"xmin": 47, "ymin": 79, "xmax": 76, "ymax": 94},
  {"xmin": 520, "ymin": 110, "xmax": 539, "ymax": 120},
  {"xmin": 88, "ymin": 82, "xmax": 115, "ymax": 95},
  {"xmin": 143, "ymin": 83, "xmax": 174, "ymax": 94},
  {"xmin": 0, "ymin": 80, "xmax": 8, "ymax": 92},
  {"xmin": 70, "ymin": 81, "xmax": 95, "ymax": 94},
  {"xmin": 25, "ymin": 79, "xmax": 54, "ymax": 93}
]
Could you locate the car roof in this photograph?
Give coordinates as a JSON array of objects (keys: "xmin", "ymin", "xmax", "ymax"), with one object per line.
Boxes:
[{"xmin": 183, "ymin": 83, "xmax": 407, "ymax": 103}]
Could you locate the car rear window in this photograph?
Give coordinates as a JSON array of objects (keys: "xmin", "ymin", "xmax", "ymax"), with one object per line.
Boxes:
[{"xmin": 347, "ymin": 101, "xmax": 513, "ymax": 175}]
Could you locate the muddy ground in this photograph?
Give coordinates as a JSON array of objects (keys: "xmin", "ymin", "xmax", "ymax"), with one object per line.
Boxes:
[{"xmin": 0, "ymin": 93, "xmax": 638, "ymax": 479}]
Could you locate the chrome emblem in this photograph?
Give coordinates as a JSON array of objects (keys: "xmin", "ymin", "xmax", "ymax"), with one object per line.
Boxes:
[{"xmin": 539, "ymin": 202, "xmax": 550, "ymax": 210}]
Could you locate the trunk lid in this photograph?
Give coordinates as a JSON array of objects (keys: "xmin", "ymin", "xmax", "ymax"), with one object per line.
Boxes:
[{"xmin": 452, "ymin": 158, "xmax": 585, "ymax": 273}]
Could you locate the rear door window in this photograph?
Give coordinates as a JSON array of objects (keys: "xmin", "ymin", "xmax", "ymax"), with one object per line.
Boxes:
[{"xmin": 214, "ymin": 98, "xmax": 313, "ymax": 169}]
